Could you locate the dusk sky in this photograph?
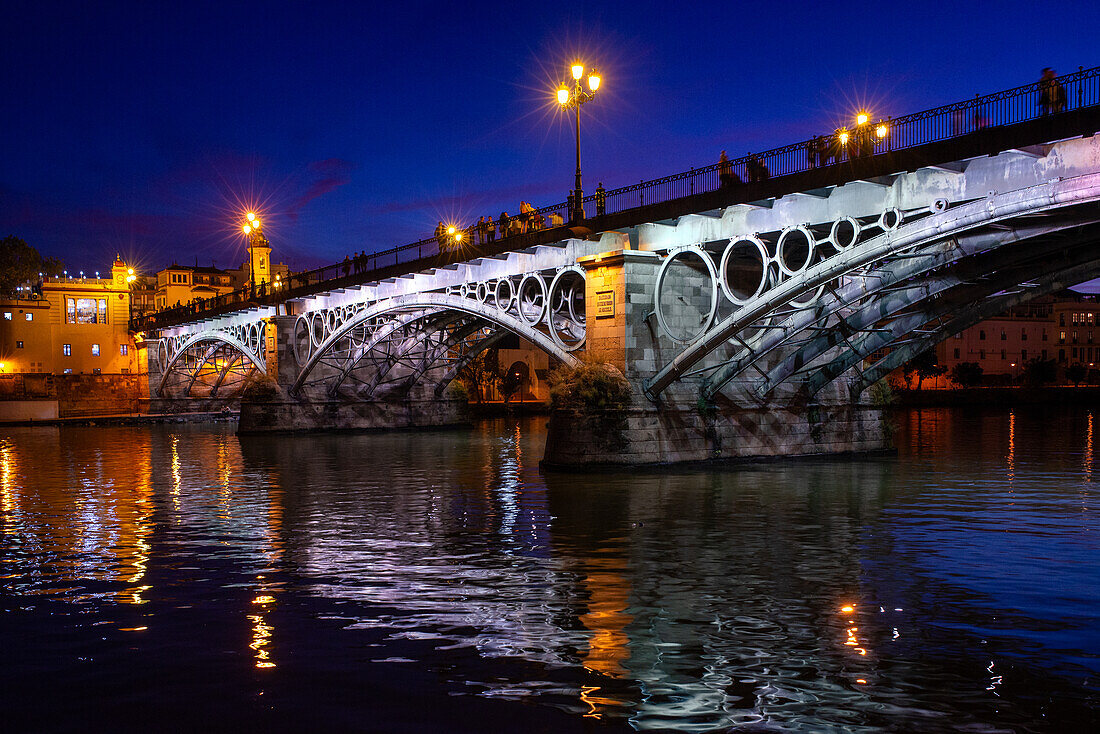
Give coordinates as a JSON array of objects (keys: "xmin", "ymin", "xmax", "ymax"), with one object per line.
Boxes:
[{"xmin": 3, "ymin": 1, "xmax": 1098, "ymax": 277}]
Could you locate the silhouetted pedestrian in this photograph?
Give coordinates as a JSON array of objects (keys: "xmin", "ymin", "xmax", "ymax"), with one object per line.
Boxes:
[
  {"xmin": 342, "ymin": 255, "xmax": 351, "ymax": 277},
  {"xmin": 1039, "ymin": 68, "xmax": 1065, "ymax": 115},
  {"xmin": 486, "ymin": 215, "xmax": 496, "ymax": 243},
  {"xmin": 718, "ymin": 150, "xmax": 736, "ymax": 187},
  {"xmin": 498, "ymin": 212, "xmax": 510, "ymax": 238}
]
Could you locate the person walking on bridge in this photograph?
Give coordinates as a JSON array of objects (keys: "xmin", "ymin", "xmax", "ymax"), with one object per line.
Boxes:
[
  {"xmin": 486, "ymin": 214, "xmax": 496, "ymax": 243},
  {"xmin": 1039, "ymin": 68, "xmax": 1066, "ymax": 115},
  {"xmin": 718, "ymin": 151, "xmax": 737, "ymax": 187}
]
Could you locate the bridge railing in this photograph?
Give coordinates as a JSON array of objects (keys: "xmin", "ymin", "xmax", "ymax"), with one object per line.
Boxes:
[{"xmin": 133, "ymin": 65, "xmax": 1100, "ymax": 332}]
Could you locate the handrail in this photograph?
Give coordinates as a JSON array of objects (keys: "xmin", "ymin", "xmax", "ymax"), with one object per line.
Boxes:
[{"xmin": 133, "ymin": 64, "xmax": 1100, "ymax": 332}]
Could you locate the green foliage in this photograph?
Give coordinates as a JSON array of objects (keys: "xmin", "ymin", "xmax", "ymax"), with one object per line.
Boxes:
[
  {"xmin": 949, "ymin": 361, "xmax": 984, "ymax": 388},
  {"xmin": 241, "ymin": 373, "xmax": 279, "ymax": 402},
  {"xmin": 1022, "ymin": 357, "xmax": 1057, "ymax": 387},
  {"xmin": 868, "ymin": 379, "xmax": 896, "ymax": 406},
  {"xmin": 0, "ymin": 236, "xmax": 62, "ymax": 297},
  {"xmin": 547, "ymin": 362, "xmax": 633, "ymax": 450},
  {"xmin": 1066, "ymin": 363, "xmax": 1088, "ymax": 387},
  {"xmin": 444, "ymin": 379, "xmax": 469, "ymax": 402}
]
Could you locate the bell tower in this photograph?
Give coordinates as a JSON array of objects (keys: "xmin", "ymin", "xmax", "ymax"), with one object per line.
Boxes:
[{"xmin": 243, "ymin": 213, "xmax": 272, "ymax": 288}]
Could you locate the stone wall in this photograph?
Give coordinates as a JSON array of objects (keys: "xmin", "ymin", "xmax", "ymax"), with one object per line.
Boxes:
[
  {"xmin": 0, "ymin": 372, "xmax": 149, "ymax": 418},
  {"xmin": 238, "ymin": 397, "xmax": 469, "ymax": 433}
]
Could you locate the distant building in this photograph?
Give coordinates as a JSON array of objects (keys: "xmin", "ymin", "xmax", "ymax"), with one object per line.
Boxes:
[
  {"xmin": 0, "ymin": 258, "xmax": 139, "ymax": 376},
  {"xmin": 936, "ymin": 292, "xmax": 1100, "ymax": 381}
]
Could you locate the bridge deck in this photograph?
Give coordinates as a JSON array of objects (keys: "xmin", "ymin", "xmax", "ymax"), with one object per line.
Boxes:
[{"xmin": 134, "ymin": 67, "xmax": 1100, "ymax": 333}]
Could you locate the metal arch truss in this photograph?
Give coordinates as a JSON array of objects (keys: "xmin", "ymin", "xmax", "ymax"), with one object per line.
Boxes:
[
  {"xmin": 642, "ymin": 173, "xmax": 1100, "ymax": 403},
  {"xmin": 154, "ymin": 324, "xmax": 268, "ymax": 398},
  {"xmin": 289, "ymin": 290, "xmax": 584, "ymax": 399}
]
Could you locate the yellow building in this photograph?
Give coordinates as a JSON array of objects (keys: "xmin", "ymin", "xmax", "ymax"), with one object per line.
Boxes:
[
  {"xmin": 155, "ymin": 264, "xmax": 236, "ymax": 311},
  {"xmin": 0, "ymin": 258, "xmax": 139, "ymax": 376}
]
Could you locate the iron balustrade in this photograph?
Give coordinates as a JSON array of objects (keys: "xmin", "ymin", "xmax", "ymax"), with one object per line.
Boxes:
[{"xmin": 133, "ymin": 65, "xmax": 1100, "ymax": 332}]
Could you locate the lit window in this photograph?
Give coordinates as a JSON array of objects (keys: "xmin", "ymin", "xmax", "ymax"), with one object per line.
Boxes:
[
  {"xmin": 120, "ymin": 344, "xmax": 129, "ymax": 356},
  {"xmin": 63, "ymin": 368, "xmax": 73, "ymax": 374},
  {"xmin": 25, "ymin": 312, "xmax": 33, "ymax": 321},
  {"xmin": 98, "ymin": 299, "xmax": 107, "ymax": 323},
  {"xmin": 68, "ymin": 298, "xmax": 98, "ymax": 324},
  {"xmin": 62, "ymin": 344, "xmax": 71, "ymax": 356},
  {"xmin": 2, "ymin": 312, "xmax": 10, "ymax": 320},
  {"xmin": 16, "ymin": 341, "xmax": 23, "ymax": 349},
  {"xmin": 91, "ymin": 344, "xmax": 100, "ymax": 356},
  {"xmin": 92, "ymin": 368, "xmax": 101, "ymax": 375}
]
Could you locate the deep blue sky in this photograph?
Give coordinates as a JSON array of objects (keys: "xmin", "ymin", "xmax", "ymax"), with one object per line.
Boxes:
[{"xmin": 3, "ymin": 1, "xmax": 1098, "ymax": 276}]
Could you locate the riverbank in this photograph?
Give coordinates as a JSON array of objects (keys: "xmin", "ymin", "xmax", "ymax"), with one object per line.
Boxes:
[
  {"xmin": 0, "ymin": 411, "xmax": 237, "ymax": 428},
  {"xmin": 893, "ymin": 385, "xmax": 1100, "ymax": 406}
]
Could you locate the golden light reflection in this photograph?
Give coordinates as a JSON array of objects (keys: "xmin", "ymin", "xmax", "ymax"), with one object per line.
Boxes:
[
  {"xmin": 1006, "ymin": 411, "xmax": 1016, "ymax": 482},
  {"xmin": 0, "ymin": 439, "xmax": 19, "ymax": 523},
  {"xmin": 1085, "ymin": 412, "xmax": 1093, "ymax": 481},
  {"xmin": 579, "ymin": 556, "xmax": 633, "ymax": 699}
]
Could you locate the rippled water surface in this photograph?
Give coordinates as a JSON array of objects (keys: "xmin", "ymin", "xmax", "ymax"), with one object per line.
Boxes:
[{"xmin": 1, "ymin": 407, "xmax": 1098, "ymax": 732}]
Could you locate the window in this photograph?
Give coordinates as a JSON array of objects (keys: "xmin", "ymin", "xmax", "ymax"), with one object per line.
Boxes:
[
  {"xmin": 2, "ymin": 312, "xmax": 10, "ymax": 320},
  {"xmin": 91, "ymin": 344, "xmax": 100, "ymax": 356},
  {"xmin": 98, "ymin": 299, "xmax": 107, "ymax": 323},
  {"xmin": 953, "ymin": 348, "xmax": 960, "ymax": 359},
  {"xmin": 1060, "ymin": 331, "xmax": 1067, "ymax": 344},
  {"xmin": 67, "ymin": 297, "xmax": 100, "ymax": 324},
  {"xmin": 63, "ymin": 368, "xmax": 73, "ymax": 374},
  {"xmin": 120, "ymin": 344, "xmax": 129, "ymax": 356},
  {"xmin": 1021, "ymin": 329, "xmax": 1027, "ymax": 341},
  {"xmin": 1059, "ymin": 349, "xmax": 1066, "ymax": 362},
  {"xmin": 1091, "ymin": 332, "xmax": 1095, "ymax": 344},
  {"xmin": 1060, "ymin": 313, "xmax": 1066, "ymax": 326},
  {"xmin": 62, "ymin": 344, "xmax": 71, "ymax": 356},
  {"xmin": 1073, "ymin": 331, "xmax": 1079, "ymax": 344},
  {"xmin": 1000, "ymin": 330, "xmax": 1007, "ymax": 341},
  {"xmin": 25, "ymin": 312, "xmax": 32, "ymax": 321},
  {"xmin": 979, "ymin": 330, "xmax": 986, "ymax": 340},
  {"xmin": 1022, "ymin": 349, "xmax": 1028, "ymax": 361},
  {"xmin": 1073, "ymin": 313, "xmax": 1079, "ymax": 324},
  {"xmin": 92, "ymin": 368, "xmax": 101, "ymax": 375},
  {"xmin": 16, "ymin": 341, "xmax": 23, "ymax": 349}
]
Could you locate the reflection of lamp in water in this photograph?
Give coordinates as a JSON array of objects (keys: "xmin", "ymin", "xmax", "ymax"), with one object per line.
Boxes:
[{"xmin": 249, "ymin": 594, "xmax": 277, "ymax": 668}]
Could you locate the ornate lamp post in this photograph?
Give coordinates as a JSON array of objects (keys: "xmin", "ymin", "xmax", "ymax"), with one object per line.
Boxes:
[
  {"xmin": 126, "ymin": 267, "xmax": 136, "ymax": 324},
  {"xmin": 557, "ymin": 63, "xmax": 601, "ymax": 222},
  {"xmin": 242, "ymin": 211, "xmax": 267, "ymax": 292}
]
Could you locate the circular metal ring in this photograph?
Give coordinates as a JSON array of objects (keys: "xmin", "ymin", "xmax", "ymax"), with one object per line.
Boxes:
[
  {"xmin": 517, "ymin": 274, "xmax": 547, "ymax": 326},
  {"xmin": 789, "ymin": 284, "xmax": 826, "ymax": 309},
  {"xmin": 292, "ymin": 316, "xmax": 312, "ymax": 365},
  {"xmin": 653, "ymin": 245, "xmax": 719, "ymax": 344},
  {"xmin": 547, "ymin": 266, "xmax": 586, "ymax": 352},
  {"xmin": 494, "ymin": 278, "xmax": 515, "ymax": 313},
  {"xmin": 828, "ymin": 217, "xmax": 861, "ymax": 251},
  {"xmin": 475, "ymin": 282, "xmax": 489, "ymax": 303},
  {"xmin": 157, "ymin": 340, "xmax": 169, "ymax": 372},
  {"xmin": 776, "ymin": 225, "xmax": 817, "ymax": 277},
  {"xmin": 719, "ymin": 236, "xmax": 771, "ymax": 306},
  {"xmin": 931, "ymin": 198, "xmax": 949, "ymax": 213},
  {"xmin": 879, "ymin": 208, "xmax": 904, "ymax": 231},
  {"xmin": 310, "ymin": 312, "xmax": 326, "ymax": 350}
]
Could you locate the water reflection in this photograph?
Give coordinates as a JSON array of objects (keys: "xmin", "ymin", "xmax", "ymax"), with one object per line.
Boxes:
[{"xmin": 0, "ymin": 410, "xmax": 1097, "ymax": 732}]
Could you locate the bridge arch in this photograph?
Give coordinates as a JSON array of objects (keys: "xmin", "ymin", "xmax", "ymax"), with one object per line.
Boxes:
[
  {"xmin": 290, "ymin": 292, "xmax": 582, "ymax": 398},
  {"xmin": 155, "ymin": 329, "xmax": 267, "ymax": 397}
]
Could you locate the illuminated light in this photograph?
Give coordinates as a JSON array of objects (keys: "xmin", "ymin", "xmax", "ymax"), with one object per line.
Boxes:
[
  {"xmin": 856, "ymin": 111, "xmax": 870, "ymax": 126},
  {"xmin": 447, "ymin": 225, "xmax": 455, "ymax": 235},
  {"xmin": 247, "ymin": 211, "xmax": 256, "ymax": 222},
  {"xmin": 454, "ymin": 232, "xmax": 463, "ymax": 242},
  {"xmin": 256, "ymin": 661, "xmax": 276, "ymax": 668},
  {"xmin": 841, "ymin": 605, "xmax": 855, "ymax": 613},
  {"xmin": 128, "ymin": 268, "xmax": 134, "ymax": 275},
  {"xmin": 243, "ymin": 224, "xmax": 252, "ymax": 235},
  {"xmin": 838, "ymin": 131, "xmax": 849, "ymax": 146},
  {"xmin": 588, "ymin": 71, "xmax": 601, "ymax": 92},
  {"xmin": 252, "ymin": 595, "xmax": 276, "ymax": 605},
  {"xmin": 856, "ymin": 679, "xmax": 867, "ymax": 685},
  {"xmin": 557, "ymin": 87, "xmax": 570, "ymax": 105},
  {"xmin": 119, "ymin": 626, "xmax": 148, "ymax": 632},
  {"xmin": 252, "ymin": 218, "xmax": 261, "ymax": 229},
  {"xmin": 572, "ymin": 63, "xmax": 584, "ymax": 80},
  {"xmin": 0, "ymin": 363, "xmax": 5, "ymax": 371},
  {"xmin": 876, "ymin": 124, "xmax": 888, "ymax": 138},
  {"xmin": 855, "ymin": 647, "xmax": 867, "ymax": 656}
]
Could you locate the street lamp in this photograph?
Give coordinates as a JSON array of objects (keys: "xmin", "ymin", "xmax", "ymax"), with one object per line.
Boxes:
[
  {"xmin": 557, "ymin": 62, "xmax": 601, "ymax": 222},
  {"xmin": 242, "ymin": 211, "xmax": 267, "ymax": 293},
  {"xmin": 126, "ymin": 267, "xmax": 136, "ymax": 324}
]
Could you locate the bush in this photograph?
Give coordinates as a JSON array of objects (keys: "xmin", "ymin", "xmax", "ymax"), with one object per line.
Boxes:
[
  {"xmin": 949, "ymin": 362, "xmax": 984, "ymax": 388},
  {"xmin": 547, "ymin": 362, "xmax": 632, "ymax": 450},
  {"xmin": 242, "ymin": 373, "xmax": 279, "ymax": 402}
]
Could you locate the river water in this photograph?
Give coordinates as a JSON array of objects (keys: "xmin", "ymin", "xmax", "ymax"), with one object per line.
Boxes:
[{"xmin": 0, "ymin": 407, "xmax": 1097, "ymax": 732}]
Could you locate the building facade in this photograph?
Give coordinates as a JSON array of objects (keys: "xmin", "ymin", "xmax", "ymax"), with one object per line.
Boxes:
[{"xmin": 0, "ymin": 259, "xmax": 139, "ymax": 376}]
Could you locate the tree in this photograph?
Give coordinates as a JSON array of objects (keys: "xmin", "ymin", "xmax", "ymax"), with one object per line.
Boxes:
[
  {"xmin": 457, "ymin": 347, "xmax": 502, "ymax": 403},
  {"xmin": 0, "ymin": 236, "xmax": 62, "ymax": 296},
  {"xmin": 1066, "ymin": 363, "xmax": 1088, "ymax": 387},
  {"xmin": 1022, "ymin": 357, "xmax": 1058, "ymax": 387},
  {"xmin": 949, "ymin": 361, "xmax": 984, "ymax": 388},
  {"xmin": 904, "ymin": 350, "xmax": 947, "ymax": 390}
]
